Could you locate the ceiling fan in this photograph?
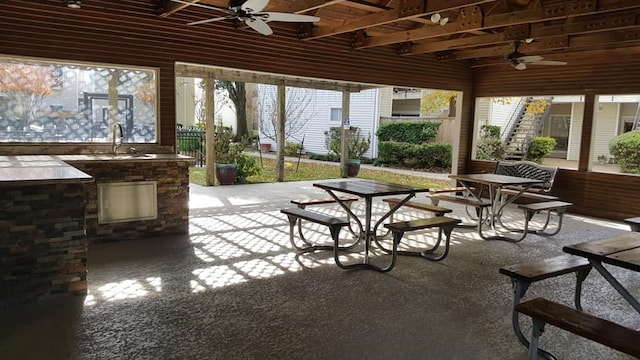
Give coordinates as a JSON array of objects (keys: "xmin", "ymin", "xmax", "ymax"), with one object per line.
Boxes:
[
  {"xmin": 505, "ymin": 40, "xmax": 567, "ymax": 70},
  {"xmin": 171, "ymin": 0, "xmax": 320, "ymax": 36}
]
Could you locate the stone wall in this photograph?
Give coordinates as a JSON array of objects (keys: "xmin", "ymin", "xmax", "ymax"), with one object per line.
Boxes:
[
  {"xmin": 69, "ymin": 159, "xmax": 191, "ymax": 243},
  {"xmin": 0, "ymin": 183, "xmax": 87, "ymax": 303}
]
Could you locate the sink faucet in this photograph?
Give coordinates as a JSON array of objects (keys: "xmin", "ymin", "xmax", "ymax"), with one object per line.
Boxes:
[{"xmin": 111, "ymin": 122, "xmax": 124, "ymax": 154}]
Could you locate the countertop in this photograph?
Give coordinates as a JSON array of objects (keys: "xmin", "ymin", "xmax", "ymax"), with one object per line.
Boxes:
[
  {"xmin": 59, "ymin": 154, "xmax": 194, "ymax": 163},
  {"xmin": 0, "ymin": 154, "xmax": 194, "ymax": 185},
  {"xmin": 0, "ymin": 155, "xmax": 93, "ymax": 185}
]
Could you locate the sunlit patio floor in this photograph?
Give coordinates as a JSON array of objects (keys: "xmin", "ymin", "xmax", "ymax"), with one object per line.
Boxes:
[{"xmin": 0, "ymin": 180, "xmax": 638, "ymax": 359}]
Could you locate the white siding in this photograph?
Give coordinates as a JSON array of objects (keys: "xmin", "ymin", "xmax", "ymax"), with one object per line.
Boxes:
[
  {"xmin": 378, "ymin": 87, "xmax": 393, "ymax": 117},
  {"xmin": 488, "ymin": 97, "xmax": 520, "ymax": 138},
  {"xmin": 567, "ymin": 102, "xmax": 584, "ymax": 161},
  {"xmin": 257, "ymin": 87, "xmax": 379, "ymax": 158},
  {"xmin": 592, "ymin": 102, "xmax": 619, "ymax": 161}
]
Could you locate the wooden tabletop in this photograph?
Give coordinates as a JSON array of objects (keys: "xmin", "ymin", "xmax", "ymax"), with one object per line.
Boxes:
[
  {"xmin": 313, "ymin": 180, "xmax": 429, "ymax": 198},
  {"xmin": 564, "ymin": 232, "xmax": 640, "ymax": 272},
  {"xmin": 449, "ymin": 173, "xmax": 543, "ymax": 187}
]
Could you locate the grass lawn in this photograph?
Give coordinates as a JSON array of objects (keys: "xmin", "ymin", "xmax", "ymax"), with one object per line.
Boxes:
[{"xmin": 189, "ymin": 157, "xmax": 450, "ymax": 189}]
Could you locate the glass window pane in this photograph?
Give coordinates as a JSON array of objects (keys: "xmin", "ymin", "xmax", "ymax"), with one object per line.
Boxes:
[
  {"xmin": 330, "ymin": 107, "xmax": 342, "ymax": 122},
  {"xmin": 472, "ymin": 96, "xmax": 584, "ymax": 170},
  {"xmin": 593, "ymin": 94, "xmax": 640, "ymax": 175},
  {"xmin": 0, "ymin": 56, "xmax": 157, "ymax": 143}
]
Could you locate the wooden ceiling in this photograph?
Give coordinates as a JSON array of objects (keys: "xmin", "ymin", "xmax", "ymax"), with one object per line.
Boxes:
[{"xmin": 156, "ymin": 0, "xmax": 640, "ymax": 70}]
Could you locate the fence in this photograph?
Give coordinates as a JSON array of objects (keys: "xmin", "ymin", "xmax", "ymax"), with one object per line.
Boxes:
[{"xmin": 177, "ymin": 127, "xmax": 205, "ymax": 166}]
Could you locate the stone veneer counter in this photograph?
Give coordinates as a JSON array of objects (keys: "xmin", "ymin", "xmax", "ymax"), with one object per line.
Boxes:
[
  {"xmin": 0, "ymin": 155, "xmax": 93, "ymax": 304},
  {"xmin": 0, "ymin": 154, "xmax": 193, "ymax": 304},
  {"xmin": 61, "ymin": 154, "xmax": 194, "ymax": 243}
]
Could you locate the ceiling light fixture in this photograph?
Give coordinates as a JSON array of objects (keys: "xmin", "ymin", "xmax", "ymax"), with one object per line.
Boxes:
[
  {"xmin": 439, "ymin": 17, "xmax": 449, "ymax": 26},
  {"xmin": 64, "ymin": 0, "xmax": 81, "ymax": 9},
  {"xmin": 430, "ymin": 13, "xmax": 441, "ymax": 23}
]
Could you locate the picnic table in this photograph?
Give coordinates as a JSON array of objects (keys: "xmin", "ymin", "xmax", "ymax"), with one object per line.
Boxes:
[
  {"xmin": 447, "ymin": 173, "xmax": 543, "ymax": 242},
  {"xmin": 313, "ymin": 179, "xmax": 429, "ymax": 272}
]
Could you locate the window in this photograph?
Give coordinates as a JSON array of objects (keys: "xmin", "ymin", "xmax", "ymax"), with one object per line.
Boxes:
[
  {"xmin": 330, "ymin": 107, "xmax": 342, "ymax": 122},
  {"xmin": 593, "ymin": 94, "xmax": 640, "ymax": 175},
  {"xmin": 0, "ymin": 56, "xmax": 157, "ymax": 143},
  {"xmin": 472, "ymin": 96, "xmax": 584, "ymax": 170}
]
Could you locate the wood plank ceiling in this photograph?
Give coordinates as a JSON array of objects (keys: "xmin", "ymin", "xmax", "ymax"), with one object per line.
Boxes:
[{"xmin": 156, "ymin": 0, "xmax": 640, "ymax": 71}]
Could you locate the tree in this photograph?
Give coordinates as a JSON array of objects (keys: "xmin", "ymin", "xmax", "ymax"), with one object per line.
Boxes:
[
  {"xmin": 420, "ymin": 90, "xmax": 458, "ymax": 116},
  {"xmin": 136, "ymin": 77, "xmax": 156, "ymax": 111},
  {"xmin": 194, "ymin": 80, "xmax": 231, "ymax": 128},
  {"xmin": 215, "ymin": 81, "xmax": 248, "ymax": 138},
  {"xmin": 257, "ymin": 85, "xmax": 316, "ymax": 142},
  {"xmin": 0, "ymin": 63, "xmax": 57, "ymax": 122}
]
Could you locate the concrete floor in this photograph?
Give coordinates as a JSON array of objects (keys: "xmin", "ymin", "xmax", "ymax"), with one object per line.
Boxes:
[{"xmin": 1, "ymin": 180, "xmax": 638, "ymax": 360}]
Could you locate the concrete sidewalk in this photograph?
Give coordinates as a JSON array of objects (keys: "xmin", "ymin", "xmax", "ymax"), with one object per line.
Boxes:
[{"xmin": 249, "ymin": 151, "xmax": 452, "ymax": 181}]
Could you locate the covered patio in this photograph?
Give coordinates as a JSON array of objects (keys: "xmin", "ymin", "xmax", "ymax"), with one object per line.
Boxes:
[
  {"xmin": 2, "ymin": 1, "xmax": 640, "ymax": 359},
  {"xmin": 0, "ymin": 180, "xmax": 636, "ymax": 359}
]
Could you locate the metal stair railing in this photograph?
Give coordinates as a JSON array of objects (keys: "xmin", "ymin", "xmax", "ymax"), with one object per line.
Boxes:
[
  {"xmin": 502, "ymin": 97, "xmax": 531, "ymax": 143},
  {"xmin": 632, "ymin": 103, "xmax": 640, "ymax": 131},
  {"xmin": 504, "ymin": 97, "xmax": 553, "ymax": 161},
  {"xmin": 520, "ymin": 98, "xmax": 554, "ymax": 160}
]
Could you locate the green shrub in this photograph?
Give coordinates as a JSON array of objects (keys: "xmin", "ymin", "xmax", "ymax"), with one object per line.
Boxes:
[
  {"xmin": 476, "ymin": 137, "xmax": 507, "ymax": 161},
  {"xmin": 480, "ymin": 125, "xmax": 501, "ymax": 139},
  {"xmin": 307, "ymin": 152, "xmax": 339, "ymax": 162},
  {"xmin": 609, "ymin": 130, "xmax": 640, "ymax": 174},
  {"xmin": 284, "ymin": 141, "xmax": 304, "ymax": 157},
  {"xmin": 236, "ymin": 154, "xmax": 261, "ymax": 183},
  {"xmin": 376, "ymin": 122, "xmax": 440, "ymax": 144},
  {"xmin": 324, "ymin": 126, "xmax": 371, "ymax": 159},
  {"xmin": 527, "ymin": 136, "xmax": 557, "ymax": 164},
  {"xmin": 376, "ymin": 141, "xmax": 451, "ymax": 168}
]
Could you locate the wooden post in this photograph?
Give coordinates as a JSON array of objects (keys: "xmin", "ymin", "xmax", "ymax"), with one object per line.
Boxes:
[
  {"xmin": 340, "ymin": 91, "xmax": 351, "ymax": 178},
  {"xmin": 205, "ymin": 76, "xmax": 216, "ymax": 186},
  {"xmin": 276, "ymin": 82, "xmax": 286, "ymax": 182},
  {"xmin": 578, "ymin": 94, "xmax": 595, "ymax": 172}
]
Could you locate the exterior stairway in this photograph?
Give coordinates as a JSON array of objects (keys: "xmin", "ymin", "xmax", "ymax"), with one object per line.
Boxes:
[{"xmin": 503, "ymin": 97, "xmax": 552, "ymax": 161}]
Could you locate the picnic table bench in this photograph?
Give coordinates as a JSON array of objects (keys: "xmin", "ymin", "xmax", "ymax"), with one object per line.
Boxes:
[{"xmin": 516, "ymin": 297, "xmax": 640, "ymax": 359}]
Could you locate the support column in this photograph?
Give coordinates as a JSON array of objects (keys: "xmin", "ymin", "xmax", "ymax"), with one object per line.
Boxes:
[
  {"xmin": 276, "ymin": 82, "xmax": 286, "ymax": 182},
  {"xmin": 205, "ymin": 76, "xmax": 216, "ymax": 186},
  {"xmin": 578, "ymin": 94, "xmax": 595, "ymax": 172},
  {"xmin": 340, "ymin": 91, "xmax": 351, "ymax": 178}
]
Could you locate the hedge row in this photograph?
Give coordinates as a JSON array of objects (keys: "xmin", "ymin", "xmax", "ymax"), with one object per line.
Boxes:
[
  {"xmin": 376, "ymin": 121, "xmax": 440, "ymax": 144},
  {"xmin": 376, "ymin": 141, "xmax": 452, "ymax": 168}
]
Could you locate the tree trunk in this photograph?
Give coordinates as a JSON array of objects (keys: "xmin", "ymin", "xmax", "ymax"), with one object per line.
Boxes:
[{"xmin": 233, "ymin": 83, "xmax": 248, "ymax": 138}]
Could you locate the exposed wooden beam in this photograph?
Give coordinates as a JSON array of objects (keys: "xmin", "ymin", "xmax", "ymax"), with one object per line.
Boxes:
[
  {"xmin": 404, "ymin": 11, "xmax": 639, "ymax": 55},
  {"xmin": 267, "ymin": 0, "xmax": 346, "ymax": 13},
  {"xmin": 342, "ymin": 0, "xmax": 392, "ymax": 12},
  {"xmin": 157, "ymin": 0, "xmax": 200, "ymax": 18},
  {"xmin": 301, "ymin": 0, "xmax": 497, "ymax": 40},
  {"xmin": 441, "ymin": 27, "xmax": 640, "ymax": 60},
  {"xmin": 356, "ymin": 4, "xmax": 485, "ymax": 48},
  {"xmin": 355, "ymin": 0, "xmax": 640, "ymax": 49},
  {"xmin": 175, "ymin": 64, "xmax": 376, "ymax": 92}
]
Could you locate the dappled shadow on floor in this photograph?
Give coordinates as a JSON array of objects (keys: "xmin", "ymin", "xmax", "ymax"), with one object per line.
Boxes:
[{"xmin": 0, "ymin": 181, "xmax": 638, "ymax": 359}]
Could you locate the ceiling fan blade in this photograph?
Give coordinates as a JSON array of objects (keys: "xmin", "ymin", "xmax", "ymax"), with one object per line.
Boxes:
[
  {"xmin": 261, "ymin": 12, "xmax": 320, "ymax": 22},
  {"xmin": 242, "ymin": 0, "xmax": 270, "ymax": 13},
  {"xmin": 187, "ymin": 16, "xmax": 232, "ymax": 26},
  {"xmin": 244, "ymin": 18, "xmax": 273, "ymax": 35},
  {"xmin": 518, "ymin": 55, "xmax": 544, "ymax": 63},
  {"xmin": 170, "ymin": 0, "xmax": 234, "ymax": 15},
  {"xmin": 529, "ymin": 60, "xmax": 568, "ymax": 66}
]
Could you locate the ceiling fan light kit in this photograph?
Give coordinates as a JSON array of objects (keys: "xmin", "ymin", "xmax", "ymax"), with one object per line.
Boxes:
[
  {"xmin": 64, "ymin": 0, "xmax": 81, "ymax": 9},
  {"xmin": 173, "ymin": 0, "xmax": 319, "ymax": 36},
  {"xmin": 505, "ymin": 40, "xmax": 567, "ymax": 70}
]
